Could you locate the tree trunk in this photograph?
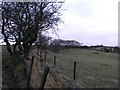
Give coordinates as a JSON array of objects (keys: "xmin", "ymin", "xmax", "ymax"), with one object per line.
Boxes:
[
  {"xmin": 18, "ymin": 43, "xmax": 23, "ymax": 52},
  {"xmin": 18, "ymin": 34, "xmax": 23, "ymax": 52},
  {"xmin": 13, "ymin": 43, "xmax": 17, "ymax": 54},
  {"xmin": 13, "ymin": 37, "xmax": 23, "ymax": 55},
  {"xmin": 4, "ymin": 38, "xmax": 13, "ymax": 55},
  {"xmin": 23, "ymin": 43, "xmax": 30, "ymax": 60}
]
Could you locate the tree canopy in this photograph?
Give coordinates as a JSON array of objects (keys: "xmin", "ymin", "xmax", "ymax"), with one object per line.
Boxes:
[{"xmin": 1, "ymin": 2, "xmax": 64, "ymax": 59}]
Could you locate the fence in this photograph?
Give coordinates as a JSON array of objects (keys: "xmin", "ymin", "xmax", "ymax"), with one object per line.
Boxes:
[
  {"xmin": 37, "ymin": 50, "xmax": 78, "ymax": 81},
  {"xmin": 25, "ymin": 49, "xmax": 82, "ymax": 88},
  {"xmin": 27, "ymin": 47, "xmax": 118, "ymax": 88}
]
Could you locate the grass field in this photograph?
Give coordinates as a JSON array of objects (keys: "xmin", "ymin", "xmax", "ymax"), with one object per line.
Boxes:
[
  {"xmin": 46, "ymin": 48, "xmax": 118, "ymax": 88},
  {"xmin": 1, "ymin": 45, "xmax": 118, "ymax": 88}
]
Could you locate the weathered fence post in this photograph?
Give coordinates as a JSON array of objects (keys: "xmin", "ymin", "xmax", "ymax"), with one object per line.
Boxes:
[
  {"xmin": 27, "ymin": 56, "xmax": 34, "ymax": 88},
  {"xmin": 44, "ymin": 52, "xmax": 47, "ymax": 61},
  {"xmin": 73, "ymin": 62, "xmax": 76, "ymax": 80},
  {"xmin": 40, "ymin": 50, "xmax": 42, "ymax": 59},
  {"xmin": 36, "ymin": 48, "xmax": 39, "ymax": 55},
  {"xmin": 54, "ymin": 56, "xmax": 56, "ymax": 66},
  {"xmin": 40, "ymin": 67, "xmax": 49, "ymax": 90}
]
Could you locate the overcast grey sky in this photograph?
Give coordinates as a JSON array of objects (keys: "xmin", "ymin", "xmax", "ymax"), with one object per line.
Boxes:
[
  {"xmin": 50, "ymin": 0, "xmax": 119, "ymax": 46},
  {"xmin": 0, "ymin": 0, "xmax": 119, "ymax": 46}
]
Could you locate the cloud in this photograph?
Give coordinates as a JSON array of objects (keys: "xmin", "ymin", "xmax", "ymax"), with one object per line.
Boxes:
[{"xmin": 56, "ymin": 0, "xmax": 119, "ymax": 46}]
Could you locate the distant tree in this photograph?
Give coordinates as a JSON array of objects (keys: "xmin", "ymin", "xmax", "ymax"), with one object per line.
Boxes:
[
  {"xmin": 62, "ymin": 40, "xmax": 82, "ymax": 48},
  {"xmin": 113, "ymin": 46, "xmax": 119, "ymax": 53},
  {"xmin": 50, "ymin": 39, "xmax": 63, "ymax": 53},
  {"xmin": 80, "ymin": 45, "xmax": 89, "ymax": 49},
  {"xmin": 35, "ymin": 32, "xmax": 52, "ymax": 53},
  {"xmin": 49, "ymin": 39, "xmax": 83, "ymax": 52}
]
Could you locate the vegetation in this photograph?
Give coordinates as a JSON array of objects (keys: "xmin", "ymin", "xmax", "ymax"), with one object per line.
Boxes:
[
  {"xmin": 49, "ymin": 39, "xmax": 83, "ymax": 53},
  {"xmin": 1, "ymin": 2, "xmax": 64, "ymax": 59},
  {"xmin": 35, "ymin": 34, "xmax": 52, "ymax": 53},
  {"xmin": 2, "ymin": 45, "xmax": 27, "ymax": 88},
  {"xmin": 46, "ymin": 48, "xmax": 118, "ymax": 88},
  {"xmin": 1, "ymin": 1, "xmax": 119, "ymax": 88},
  {"xmin": 1, "ymin": 1, "xmax": 64, "ymax": 88}
]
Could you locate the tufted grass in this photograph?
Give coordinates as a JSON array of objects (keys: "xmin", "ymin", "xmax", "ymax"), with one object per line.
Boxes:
[{"xmin": 45, "ymin": 48, "xmax": 118, "ymax": 88}]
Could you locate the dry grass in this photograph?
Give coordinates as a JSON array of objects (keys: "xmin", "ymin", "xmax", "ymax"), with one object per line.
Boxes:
[{"xmin": 44, "ymin": 48, "xmax": 118, "ymax": 88}]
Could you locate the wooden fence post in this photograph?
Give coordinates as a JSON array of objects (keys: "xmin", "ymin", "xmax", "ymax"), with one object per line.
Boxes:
[
  {"xmin": 54, "ymin": 56, "xmax": 56, "ymax": 66},
  {"xmin": 40, "ymin": 67, "xmax": 49, "ymax": 90},
  {"xmin": 27, "ymin": 56, "xmax": 34, "ymax": 88},
  {"xmin": 40, "ymin": 50, "xmax": 42, "ymax": 59},
  {"xmin": 73, "ymin": 62, "xmax": 76, "ymax": 80},
  {"xmin": 44, "ymin": 52, "xmax": 47, "ymax": 61},
  {"xmin": 36, "ymin": 48, "xmax": 39, "ymax": 55}
]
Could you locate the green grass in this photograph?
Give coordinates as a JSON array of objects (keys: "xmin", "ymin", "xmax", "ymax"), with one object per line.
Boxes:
[
  {"xmin": 2, "ymin": 45, "xmax": 27, "ymax": 88},
  {"xmin": 46, "ymin": 48, "xmax": 118, "ymax": 88}
]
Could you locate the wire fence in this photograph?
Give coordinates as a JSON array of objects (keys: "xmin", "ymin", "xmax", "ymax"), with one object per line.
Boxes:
[{"xmin": 31, "ymin": 48, "xmax": 118, "ymax": 88}]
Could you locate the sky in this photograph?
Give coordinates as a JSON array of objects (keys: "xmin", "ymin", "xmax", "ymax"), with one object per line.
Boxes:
[
  {"xmin": 50, "ymin": 0, "xmax": 119, "ymax": 46},
  {"xmin": 0, "ymin": 0, "xmax": 119, "ymax": 46}
]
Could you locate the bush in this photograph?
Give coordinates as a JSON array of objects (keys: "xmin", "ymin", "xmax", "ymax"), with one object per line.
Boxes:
[
  {"xmin": 50, "ymin": 44, "xmax": 63, "ymax": 53},
  {"xmin": 10, "ymin": 56, "xmax": 27, "ymax": 88}
]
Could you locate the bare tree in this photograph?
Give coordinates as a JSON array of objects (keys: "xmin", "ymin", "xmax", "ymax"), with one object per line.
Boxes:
[
  {"xmin": 1, "ymin": 2, "xmax": 64, "ymax": 59},
  {"xmin": 35, "ymin": 32, "xmax": 52, "ymax": 53}
]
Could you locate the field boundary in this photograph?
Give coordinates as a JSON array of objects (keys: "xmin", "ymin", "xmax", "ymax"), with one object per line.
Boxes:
[{"xmin": 25, "ymin": 49, "xmax": 83, "ymax": 88}]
